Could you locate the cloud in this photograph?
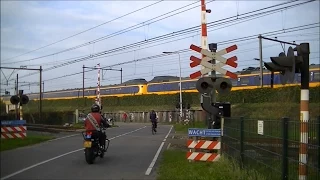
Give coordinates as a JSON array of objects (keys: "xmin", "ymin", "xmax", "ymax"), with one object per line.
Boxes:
[{"xmin": 1, "ymin": 0, "xmax": 319, "ymax": 93}]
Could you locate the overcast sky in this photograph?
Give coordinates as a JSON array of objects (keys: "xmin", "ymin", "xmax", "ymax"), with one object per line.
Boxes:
[{"xmin": 1, "ymin": 0, "xmax": 319, "ymax": 94}]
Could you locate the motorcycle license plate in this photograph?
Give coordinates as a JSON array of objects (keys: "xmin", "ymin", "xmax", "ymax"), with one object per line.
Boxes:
[
  {"xmin": 86, "ymin": 134, "xmax": 91, "ymax": 138},
  {"xmin": 83, "ymin": 141, "xmax": 92, "ymax": 148}
]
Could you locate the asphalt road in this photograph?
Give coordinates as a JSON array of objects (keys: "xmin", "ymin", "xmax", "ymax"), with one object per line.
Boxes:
[{"xmin": 0, "ymin": 123, "xmax": 173, "ymax": 180}]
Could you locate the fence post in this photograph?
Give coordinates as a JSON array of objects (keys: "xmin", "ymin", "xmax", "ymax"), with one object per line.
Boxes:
[
  {"xmin": 220, "ymin": 116, "xmax": 224, "ymax": 156},
  {"xmin": 318, "ymin": 116, "xmax": 320, "ymax": 173},
  {"xmin": 282, "ymin": 117, "xmax": 289, "ymax": 180},
  {"xmin": 240, "ymin": 116, "xmax": 244, "ymax": 168}
]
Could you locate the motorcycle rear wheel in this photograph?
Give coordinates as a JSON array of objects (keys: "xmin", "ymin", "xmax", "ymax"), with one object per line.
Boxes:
[{"xmin": 85, "ymin": 148, "xmax": 95, "ymax": 164}]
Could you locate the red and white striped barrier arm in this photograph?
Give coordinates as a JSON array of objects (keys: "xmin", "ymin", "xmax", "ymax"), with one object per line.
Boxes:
[{"xmin": 187, "ymin": 140, "xmax": 221, "ymax": 149}]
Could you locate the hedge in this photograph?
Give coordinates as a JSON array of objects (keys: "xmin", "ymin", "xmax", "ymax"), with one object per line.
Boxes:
[{"xmin": 5, "ymin": 86, "xmax": 320, "ymax": 112}]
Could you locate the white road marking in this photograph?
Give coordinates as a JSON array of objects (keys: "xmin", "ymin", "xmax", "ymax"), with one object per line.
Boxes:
[
  {"xmin": 0, "ymin": 126, "xmax": 147, "ymax": 180},
  {"xmin": 145, "ymin": 125, "xmax": 173, "ymax": 176},
  {"xmin": 46, "ymin": 134, "xmax": 79, "ymax": 142},
  {"xmin": 166, "ymin": 135, "xmax": 175, "ymax": 150},
  {"xmin": 166, "ymin": 143, "xmax": 171, "ymax": 150}
]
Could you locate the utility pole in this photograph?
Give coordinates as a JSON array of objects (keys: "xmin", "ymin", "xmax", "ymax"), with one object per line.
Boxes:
[
  {"xmin": 120, "ymin": 68, "xmax": 123, "ymax": 84},
  {"xmin": 82, "ymin": 65, "xmax": 85, "ymax": 98},
  {"xmin": 39, "ymin": 66, "xmax": 42, "ymax": 123},
  {"xmin": 258, "ymin": 34, "xmax": 263, "ymax": 87},
  {"xmin": 96, "ymin": 63, "xmax": 101, "ymax": 107},
  {"xmin": 42, "ymin": 81, "xmax": 44, "ymax": 97},
  {"xmin": 15, "ymin": 74, "xmax": 19, "ymax": 119},
  {"xmin": 163, "ymin": 51, "xmax": 183, "ymax": 123}
]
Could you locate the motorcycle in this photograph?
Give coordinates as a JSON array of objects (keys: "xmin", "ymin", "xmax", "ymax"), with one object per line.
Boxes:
[{"xmin": 81, "ymin": 129, "xmax": 110, "ymax": 164}]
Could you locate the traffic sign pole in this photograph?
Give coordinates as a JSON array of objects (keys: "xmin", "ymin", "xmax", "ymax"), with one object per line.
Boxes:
[{"xmin": 209, "ymin": 43, "xmax": 217, "ymax": 138}]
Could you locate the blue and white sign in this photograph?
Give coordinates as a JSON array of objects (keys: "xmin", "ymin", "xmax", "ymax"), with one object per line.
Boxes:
[
  {"xmin": 1, "ymin": 120, "xmax": 26, "ymax": 126},
  {"xmin": 188, "ymin": 128, "xmax": 221, "ymax": 137}
]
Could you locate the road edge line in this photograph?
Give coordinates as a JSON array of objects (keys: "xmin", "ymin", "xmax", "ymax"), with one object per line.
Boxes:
[{"xmin": 145, "ymin": 125, "xmax": 173, "ymax": 176}]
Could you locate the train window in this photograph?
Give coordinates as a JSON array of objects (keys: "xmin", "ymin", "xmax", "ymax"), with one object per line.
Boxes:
[
  {"xmin": 296, "ymin": 74, "xmax": 301, "ymax": 83},
  {"xmin": 231, "ymin": 79, "xmax": 237, "ymax": 86},
  {"xmin": 183, "ymin": 81, "xmax": 196, "ymax": 90},
  {"xmin": 253, "ymin": 76, "xmax": 259, "ymax": 85},
  {"xmin": 314, "ymin": 72, "xmax": 320, "ymax": 81},
  {"xmin": 240, "ymin": 77, "xmax": 249, "ymax": 85}
]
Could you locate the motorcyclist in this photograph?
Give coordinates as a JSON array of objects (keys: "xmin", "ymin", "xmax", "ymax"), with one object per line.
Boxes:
[
  {"xmin": 150, "ymin": 110, "xmax": 157, "ymax": 132},
  {"xmin": 84, "ymin": 104, "xmax": 110, "ymax": 152}
]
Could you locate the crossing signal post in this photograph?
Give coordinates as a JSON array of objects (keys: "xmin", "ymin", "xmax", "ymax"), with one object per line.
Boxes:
[
  {"xmin": 264, "ymin": 42, "xmax": 310, "ymax": 180},
  {"xmin": 0, "ymin": 66, "xmax": 42, "ymax": 125},
  {"xmin": 189, "ymin": 43, "xmax": 238, "ymax": 129},
  {"xmin": 10, "ymin": 90, "xmax": 29, "ymax": 120},
  {"xmin": 186, "ymin": 42, "xmax": 238, "ymax": 163}
]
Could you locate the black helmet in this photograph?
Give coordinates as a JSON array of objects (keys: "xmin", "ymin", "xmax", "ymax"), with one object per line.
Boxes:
[{"xmin": 91, "ymin": 104, "xmax": 100, "ymax": 112}]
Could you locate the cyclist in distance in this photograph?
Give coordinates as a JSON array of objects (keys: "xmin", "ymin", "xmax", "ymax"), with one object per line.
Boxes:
[
  {"xmin": 150, "ymin": 110, "xmax": 157, "ymax": 132},
  {"xmin": 84, "ymin": 104, "xmax": 111, "ymax": 151}
]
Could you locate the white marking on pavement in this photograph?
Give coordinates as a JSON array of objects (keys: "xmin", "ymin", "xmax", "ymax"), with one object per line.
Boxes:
[
  {"xmin": 166, "ymin": 143, "xmax": 171, "ymax": 150},
  {"xmin": 47, "ymin": 134, "xmax": 79, "ymax": 142},
  {"xmin": 0, "ymin": 126, "xmax": 147, "ymax": 180},
  {"xmin": 145, "ymin": 125, "xmax": 173, "ymax": 176},
  {"xmin": 166, "ymin": 135, "xmax": 174, "ymax": 150}
]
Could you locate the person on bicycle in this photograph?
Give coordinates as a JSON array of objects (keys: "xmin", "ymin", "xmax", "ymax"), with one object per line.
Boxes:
[
  {"xmin": 84, "ymin": 104, "xmax": 110, "ymax": 152},
  {"xmin": 150, "ymin": 110, "xmax": 157, "ymax": 132}
]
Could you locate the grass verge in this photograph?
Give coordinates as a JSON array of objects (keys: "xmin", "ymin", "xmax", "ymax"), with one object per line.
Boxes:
[
  {"xmin": 157, "ymin": 149, "xmax": 266, "ymax": 180},
  {"xmin": 0, "ymin": 134, "xmax": 55, "ymax": 152}
]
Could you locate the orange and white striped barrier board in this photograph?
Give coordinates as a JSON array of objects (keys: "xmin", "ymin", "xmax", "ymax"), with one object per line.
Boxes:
[
  {"xmin": 187, "ymin": 128, "xmax": 222, "ymax": 162},
  {"xmin": 187, "ymin": 139, "xmax": 221, "ymax": 149},
  {"xmin": 186, "ymin": 152, "xmax": 221, "ymax": 162},
  {"xmin": 1, "ymin": 120, "xmax": 27, "ymax": 139}
]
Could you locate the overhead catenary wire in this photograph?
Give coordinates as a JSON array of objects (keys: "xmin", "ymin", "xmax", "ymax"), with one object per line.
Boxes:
[
  {"xmin": 12, "ymin": 52, "xmax": 320, "ymax": 92},
  {"xmin": 5, "ymin": 0, "xmax": 307, "ymax": 65},
  {"xmin": 41, "ymin": 29, "xmax": 319, "ymax": 83},
  {"xmin": 39, "ymin": 27, "xmax": 320, "ymax": 84},
  {"xmin": 17, "ymin": 0, "xmax": 318, "ymax": 79},
  {"xmin": 35, "ymin": 55, "xmax": 320, "ymax": 91},
  {"xmin": 3, "ymin": 23, "xmax": 319, "ymax": 90},
  {"xmin": 2, "ymin": 0, "xmax": 318, "ymax": 88},
  {"xmin": 1, "ymin": 0, "xmax": 165, "ymax": 62},
  {"xmin": 4, "ymin": 0, "xmax": 212, "ymax": 64},
  {"xmin": 21, "ymin": 23, "xmax": 320, "ymax": 68}
]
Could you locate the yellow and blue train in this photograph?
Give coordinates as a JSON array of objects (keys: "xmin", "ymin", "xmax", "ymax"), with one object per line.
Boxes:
[{"xmin": 1, "ymin": 65, "xmax": 319, "ymax": 104}]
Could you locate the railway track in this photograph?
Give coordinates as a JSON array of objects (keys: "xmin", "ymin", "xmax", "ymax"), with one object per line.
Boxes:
[{"xmin": 26, "ymin": 124, "xmax": 83, "ymax": 133}]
